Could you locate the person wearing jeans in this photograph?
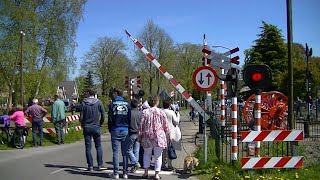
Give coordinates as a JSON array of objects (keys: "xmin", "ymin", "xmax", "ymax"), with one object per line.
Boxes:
[
  {"xmin": 126, "ymin": 99, "xmax": 142, "ymax": 173},
  {"xmin": 51, "ymin": 94, "xmax": 66, "ymax": 144},
  {"xmin": 138, "ymin": 95, "xmax": 170, "ymax": 180},
  {"xmin": 80, "ymin": 88, "xmax": 105, "ymax": 171},
  {"xmin": 108, "ymin": 88, "xmax": 131, "ymax": 179},
  {"xmin": 25, "ymin": 99, "xmax": 47, "ymax": 146}
]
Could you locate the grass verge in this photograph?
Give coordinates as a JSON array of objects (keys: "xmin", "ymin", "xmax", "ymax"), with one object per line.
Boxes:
[
  {"xmin": 0, "ymin": 121, "xmax": 108, "ymax": 150},
  {"xmin": 194, "ymin": 137, "xmax": 320, "ymax": 180}
]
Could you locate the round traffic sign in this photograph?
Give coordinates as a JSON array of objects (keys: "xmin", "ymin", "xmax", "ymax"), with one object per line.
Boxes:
[{"xmin": 192, "ymin": 66, "xmax": 218, "ymax": 91}]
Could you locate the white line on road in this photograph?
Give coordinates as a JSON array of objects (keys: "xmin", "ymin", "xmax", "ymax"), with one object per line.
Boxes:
[
  {"xmin": 50, "ymin": 168, "xmax": 67, "ymax": 174},
  {"xmin": 102, "ymin": 169, "xmax": 174, "ymax": 175}
]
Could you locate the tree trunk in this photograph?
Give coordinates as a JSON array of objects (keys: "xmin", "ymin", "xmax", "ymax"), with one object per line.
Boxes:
[{"xmin": 6, "ymin": 84, "xmax": 13, "ymax": 114}]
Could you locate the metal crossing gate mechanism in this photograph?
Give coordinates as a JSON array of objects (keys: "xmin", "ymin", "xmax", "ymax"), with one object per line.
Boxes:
[{"xmin": 243, "ymin": 91, "xmax": 288, "ymax": 130}]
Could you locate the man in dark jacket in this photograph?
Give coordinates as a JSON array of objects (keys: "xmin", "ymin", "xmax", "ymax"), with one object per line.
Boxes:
[
  {"xmin": 80, "ymin": 88, "xmax": 105, "ymax": 172},
  {"xmin": 108, "ymin": 88, "xmax": 131, "ymax": 179},
  {"xmin": 126, "ymin": 99, "xmax": 141, "ymax": 173}
]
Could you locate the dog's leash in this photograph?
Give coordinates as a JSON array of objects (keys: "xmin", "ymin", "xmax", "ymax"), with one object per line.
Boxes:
[{"xmin": 180, "ymin": 110, "xmax": 194, "ymax": 156}]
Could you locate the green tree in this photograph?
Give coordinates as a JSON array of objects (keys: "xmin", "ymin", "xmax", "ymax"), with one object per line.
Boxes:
[
  {"xmin": 80, "ymin": 37, "xmax": 129, "ymax": 96},
  {"xmin": 135, "ymin": 20, "xmax": 174, "ymax": 96},
  {"xmin": 244, "ymin": 21, "xmax": 287, "ymax": 92},
  {"xmin": 174, "ymin": 43, "xmax": 202, "ymax": 98},
  {"xmin": 0, "ymin": 0, "xmax": 86, "ymax": 111}
]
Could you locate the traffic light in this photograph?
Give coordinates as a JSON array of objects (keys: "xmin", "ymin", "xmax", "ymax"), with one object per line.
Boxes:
[
  {"xmin": 226, "ymin": 68, "xmax": 238, "ymax": 97},
  {"xmin": 243, "ymin": 64, "xmax": 272, "ymax": 91},
  {"xmin": 202, "ymin": 57, "xmax": 211, "ymax": 66},
  {"xmin": 138, "ymin": 90, "xmax": 145, "ymax": 97}
]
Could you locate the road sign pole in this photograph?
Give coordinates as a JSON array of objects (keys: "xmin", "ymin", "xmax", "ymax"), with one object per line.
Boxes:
[{"xmin": 203, "ymin": 34, "xmax": 210, "ymax": 163}]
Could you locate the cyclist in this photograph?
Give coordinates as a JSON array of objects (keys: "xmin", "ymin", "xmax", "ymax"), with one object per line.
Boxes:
[{"xmin": 9, "ymin": 105, "xmax": 27, "ymax": 148}]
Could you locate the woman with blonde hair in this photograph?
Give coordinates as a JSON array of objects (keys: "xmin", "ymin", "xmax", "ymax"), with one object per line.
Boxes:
[{"xmin": 139, "ymin": 95, "xmax": 170, "ymax": 180}]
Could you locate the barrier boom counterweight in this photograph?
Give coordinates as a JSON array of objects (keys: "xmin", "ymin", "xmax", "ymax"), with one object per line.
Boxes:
[{"xmin": 125, "ymin": 30, "xmax": 209, "ymax": 121}]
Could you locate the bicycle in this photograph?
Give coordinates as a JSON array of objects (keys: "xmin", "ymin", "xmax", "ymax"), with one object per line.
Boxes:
[
  {"xmin": 0, "ymin": 125, "xmax": 10, "ymax": 144},
  {"xmin": 11, "ymin": 126, "xmax": 28, "ymax": 149}
]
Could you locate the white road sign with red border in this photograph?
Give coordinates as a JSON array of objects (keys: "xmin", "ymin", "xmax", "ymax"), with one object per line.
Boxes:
[{"xmin": 192, "ymin": 66, "xmax": 218, "ymax": 91}]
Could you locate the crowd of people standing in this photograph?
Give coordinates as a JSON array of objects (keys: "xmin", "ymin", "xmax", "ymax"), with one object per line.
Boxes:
[{"xmin": 80, "ymin": 87, "xmax": 181, "ymax": 180}]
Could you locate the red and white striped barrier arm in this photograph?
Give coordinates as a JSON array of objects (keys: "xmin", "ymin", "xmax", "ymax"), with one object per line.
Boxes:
[
  {"xmin": 231, "ymin": 97, "xmax": 238, "ymax": 161},
  {"xmin": 255, "ymin": 92, "xmax": 261, "ymax": 156},
  {"xmin": 241, "ymin": 130, "xmax": 304, "ymax": 142},
  {"xmin": 125, "ymin": 30, "xmax": 209, "ymax": 121},
  {"xmin": 242, "ymin": 156, "xmax": 303, "ymax": 169}
]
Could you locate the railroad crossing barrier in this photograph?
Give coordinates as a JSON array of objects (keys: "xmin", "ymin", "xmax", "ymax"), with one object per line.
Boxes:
[
  {"xmin": 24, "ymin": 114, "xmax": 81, "ymax": 134},
  {"xmin": 241, "ymin": 130, "xmax": 304, "ymax": 169}
]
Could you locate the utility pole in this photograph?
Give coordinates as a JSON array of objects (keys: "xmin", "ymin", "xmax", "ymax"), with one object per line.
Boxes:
[
  {"xmin": 20, "ymin": 31, "xmax": 25, "ymax": 106},
  {"xmin": 286, "ymin": 0, "xmax": 294, "ymax": 130}
]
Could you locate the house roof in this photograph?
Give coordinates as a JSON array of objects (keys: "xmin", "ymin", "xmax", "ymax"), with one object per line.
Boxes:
[{"xmin": 58, "ymin": 81, "xmax": 77, "ymax": 99}]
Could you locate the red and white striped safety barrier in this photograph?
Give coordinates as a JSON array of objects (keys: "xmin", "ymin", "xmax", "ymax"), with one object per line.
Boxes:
[
  {"xmin": 241, "ymin": 130, "xmax": 304, "ymax": 142},
  {"xmin": 25, "ymin": 114, "xmax": 80, "ymax": 123},
  {"xmin": 242, "ymin": 156, "xmax": 303, "ymax": 169},
  {"xmin": 125, "ymin": 30, "xmax": 209, "ymax": 121},
  {"xmin": 42, "ymin": 125, "xmax": 82, "ymax": 134},
  {"xmin": 66, "ymin": 114, "xmax": 80, "ymax": 122},
  {"xmin": 24, "ymin": 117, "xmax": 52, "ymax": 123},
  {"xmin": 220, "ymin": 65, "xmax": 225, "ymax": 127}
]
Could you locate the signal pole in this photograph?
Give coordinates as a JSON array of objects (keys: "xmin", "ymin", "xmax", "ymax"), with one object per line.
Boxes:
[{"xmin": 305, "ymin": 43, "xmax": 312, "ymax": 138}]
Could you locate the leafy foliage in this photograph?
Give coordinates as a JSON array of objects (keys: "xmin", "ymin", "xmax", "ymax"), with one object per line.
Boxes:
[
  {"xmin": 80, "ymin": 37, "xmax": 130, "ymax": 96},
  {"xmin": 244, "ymin": 21, "xmax": 287, "ymax": 92}
]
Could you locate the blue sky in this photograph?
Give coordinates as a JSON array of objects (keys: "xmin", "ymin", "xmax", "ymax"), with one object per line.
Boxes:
[{"xmin": 73, "ymin": 0, "xmax": 319, "ymax": 78}]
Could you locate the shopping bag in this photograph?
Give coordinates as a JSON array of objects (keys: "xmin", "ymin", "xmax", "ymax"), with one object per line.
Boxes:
[{"xmin": 168, "ymin": 140, "xmax": 177, "ymax": 160}]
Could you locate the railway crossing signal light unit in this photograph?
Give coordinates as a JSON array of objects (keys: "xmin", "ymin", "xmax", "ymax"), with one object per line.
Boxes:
[{"xmin": 243, "ymin": 64, "xmax": 272, "ymax": 91}]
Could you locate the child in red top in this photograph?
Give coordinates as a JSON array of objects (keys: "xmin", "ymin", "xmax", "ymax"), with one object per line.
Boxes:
[{"xmin": 9, "ymin": 105, "xmax": 26, "ymax": 127}]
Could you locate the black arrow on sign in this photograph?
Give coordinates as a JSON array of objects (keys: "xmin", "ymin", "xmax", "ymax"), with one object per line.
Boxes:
[
  {"xmin": 206, "ymin": 73, "xmax": 212, "ymax": 85},
  {"xmin": 198, "ymin": 72, "xmax": 204, "ymax": 84}
]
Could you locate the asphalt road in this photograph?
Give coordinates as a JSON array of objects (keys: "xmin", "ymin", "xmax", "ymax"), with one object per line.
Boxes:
[{"xmin": 0, "ymin": 113, "xmax": 198, "ymax": 180}]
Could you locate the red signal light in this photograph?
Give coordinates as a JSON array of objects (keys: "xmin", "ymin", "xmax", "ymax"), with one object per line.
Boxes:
[{"xmin": 252, "ymin": 72, "xmax": 262, "ymax": 81}]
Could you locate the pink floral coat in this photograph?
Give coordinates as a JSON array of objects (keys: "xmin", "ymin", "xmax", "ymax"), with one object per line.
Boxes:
[{"xmin": 139, "ymin": 107, "xmax": 170, "ymax": 148}]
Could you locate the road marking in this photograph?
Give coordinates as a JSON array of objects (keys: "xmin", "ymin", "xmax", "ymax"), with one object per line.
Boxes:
[
  {"xmin": 50, "ymin": 168, "xmax": 67, "ymax": 174},
  {"xmin": 102, "ymin": 169, "xmax": 174, "ymax": 175}
]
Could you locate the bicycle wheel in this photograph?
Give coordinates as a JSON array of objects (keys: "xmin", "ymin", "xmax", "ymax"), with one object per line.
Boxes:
[
  {"xmin": 0, "ymin": 128, "xmax": 9, "ymax": 144},
  {"xmin": 13, "ymin": 131, "xmax": 24, "ymax": 149}
]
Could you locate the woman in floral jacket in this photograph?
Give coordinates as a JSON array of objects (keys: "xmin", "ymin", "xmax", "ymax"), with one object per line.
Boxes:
[{"xmin": 139, "ymin": 95, "xmax": 170, "ymax": 180}]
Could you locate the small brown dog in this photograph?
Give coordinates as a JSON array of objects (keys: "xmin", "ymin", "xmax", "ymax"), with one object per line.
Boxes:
[{"xmin": 183, "ymin": 155, "xmax": 199, "ymax": 173}]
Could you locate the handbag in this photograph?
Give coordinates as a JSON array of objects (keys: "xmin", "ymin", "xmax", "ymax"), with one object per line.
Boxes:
[{"xmin": 168, "ymin": 140, "xmax": 177, "ymax": 160}]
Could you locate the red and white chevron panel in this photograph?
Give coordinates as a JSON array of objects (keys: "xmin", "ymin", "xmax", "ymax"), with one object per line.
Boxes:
[
  {"xmin": 125, "ymin": 30, "xmax": 209, "ymax": 121},
  {"xmin": 66, "ymin": 115, "xmax": 80, "ymax": 122},
  {"xmin": 242, "ymin": 156, "xmax": 303, "ymax": 169},
  {"xmin": 241, "ymin": 130, "xmax": 304, "ymax": 142}
]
